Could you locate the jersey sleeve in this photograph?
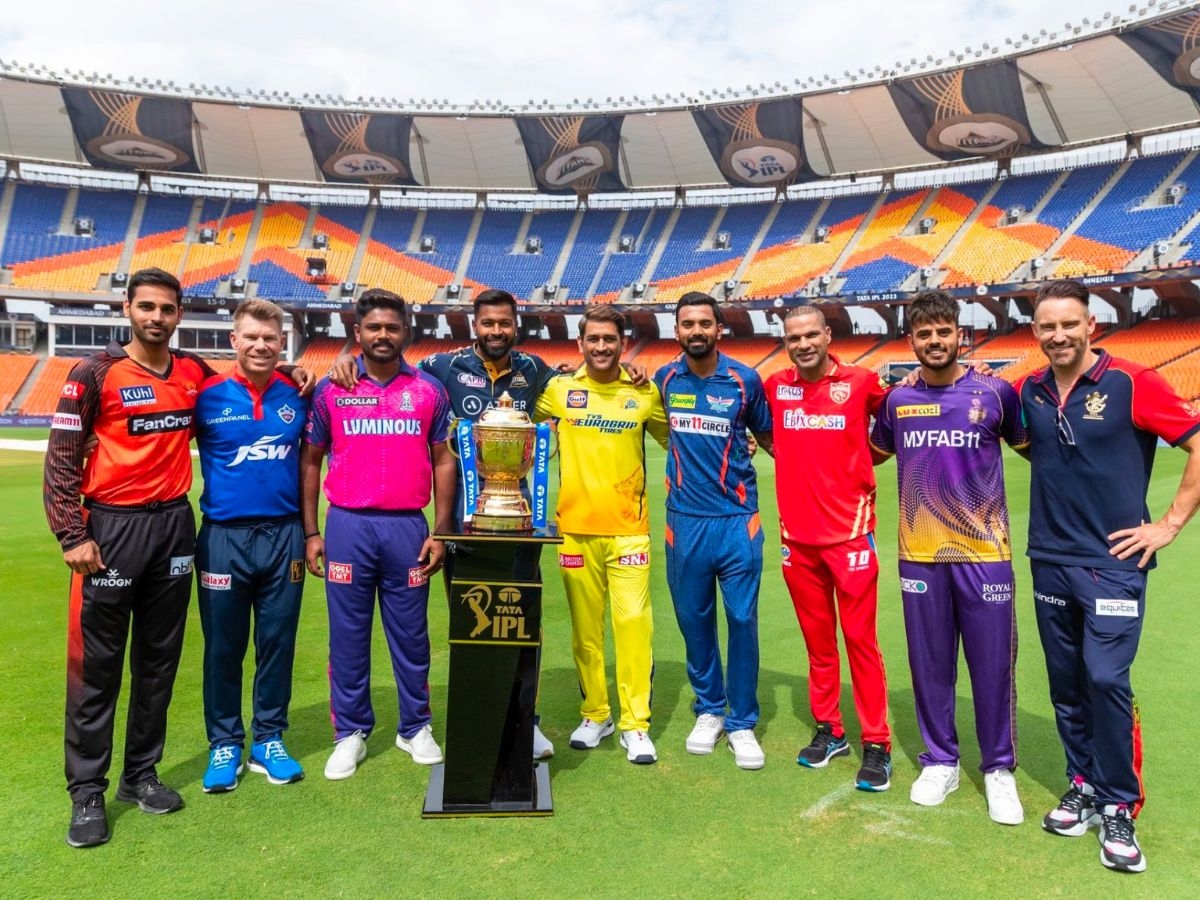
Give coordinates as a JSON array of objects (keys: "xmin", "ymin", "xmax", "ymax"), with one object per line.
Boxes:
[
  {"xmin": 866, "ymin": 372, "xmax": 888, "ymax": 416},
  {"xmin": 1131, "ymin": 367, "xmax": 1200, "ymax": 445},
  {"xmin": 743, "ymin": 370, "xmax": 773, "ymax": 435},
  {"xmin": 645, "ymin": 387, "xmax": 670, "ymax": 449},
  {"xmin": 868, "ymin": 392, "xmax": 896, "ymax": 456},
  {"xmin": 43, "ymin": 357, "xmax": 102, "ymax": 551},
  {"xmin": 304, "ymin": 381, "xmax": 333, "ymax": 450},
  {"xmin": 998, "ymin": 381, "xmax": 1031, "ymax": 449},
  {"xmin": 533, "ymin": 380, "xmax": 559, "ymax": 423},
  {"xmin": 428, "ymin": 379, "xmax": 452, "ymax": 446},
  {"xmin": 534, "ymin": 355, "xmax": 560, "ymax": 392}
]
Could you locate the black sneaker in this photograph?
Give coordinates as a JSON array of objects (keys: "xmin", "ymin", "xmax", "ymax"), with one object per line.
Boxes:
[
  {"xmin": 855, "ymin": 742, "xmax": 892, "ymax": 792},
  {"xmin": 1042, "ymin": 776, "xmax": 1101, "ymax": 837},
  {"xmin": 1098, "ymin": 804, "xmax": 1146, "ymax": 873},
  {"xmin": 115, "ymin": 775, "xmax": 183, "ymax": 815},
  {"xmin": 66, "ymin": 792, "xmax": 109, "ymax": 848},
  {"xmin": 797, "ymin": 722, "xmax": 851, "ymax": 769}
]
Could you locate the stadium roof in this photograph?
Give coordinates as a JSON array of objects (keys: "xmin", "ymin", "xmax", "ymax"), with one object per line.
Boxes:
[{"xmin": 4, "ymin": 5, "xmax": 1200, "ymax": 193}]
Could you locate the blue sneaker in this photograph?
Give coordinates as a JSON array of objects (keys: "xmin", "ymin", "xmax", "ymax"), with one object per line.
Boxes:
[
  {"xmin": 248, "ymin": 737, "xmax": 304, "ymax": 785},
  {"xmin": 202, "ymin": 745, "xmax": 244, "ymax": 793},
  {"xmin": 797, "ymin": 723, "xmax": 850, "ymax": 768}
]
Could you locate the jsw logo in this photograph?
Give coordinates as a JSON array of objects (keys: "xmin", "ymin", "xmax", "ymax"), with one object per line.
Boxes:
[{"xmin": 228, "ymin": 435, "xmax": 292, "ymax": 467}]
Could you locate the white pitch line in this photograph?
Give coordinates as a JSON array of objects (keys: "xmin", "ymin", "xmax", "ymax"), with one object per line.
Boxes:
[{"xmin": 799, "ymin": 782, "xmax": 856, "ymax": 819}]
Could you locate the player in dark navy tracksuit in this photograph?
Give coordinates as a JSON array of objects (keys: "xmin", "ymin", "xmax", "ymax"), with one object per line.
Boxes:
[
  {"xmin": 1018, "ymin": 279, "xmax": 1200, "ymax": 874},
  {"xmin": 194, "ymin": 299, "xmax": 308, "ymax": 793}
]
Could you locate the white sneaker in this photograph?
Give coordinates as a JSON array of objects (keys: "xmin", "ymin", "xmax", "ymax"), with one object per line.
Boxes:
[
  {"xmin": 910, "ymin": 764, "xmax": 960, "ymax": 806},
  {"xmin": 532, "ymin": 724, "xmax": 554, "ymax": 760},
  {"xmin": 620, "ymin": 730, "xmax": 657, "ymax": 765},
  {"xmin": 569, "ymin": 718, "xmax": 615, "ymax": 750},
  {"xmin": 685, "ymin": 714, "xmax": 725, "ymax": 755},
  {"xmin": 727, "ymin": 729, "xmax": 765, "ymax": 770},
  {"xmin": 984, "ymin": 768, "xmax": 1024, "ymax": 826},
  {"xmin": 396, "ymin": 725, "xmax": 443, "ymax": 765},
  {"xmin": 324, "ymin": 732, "xmax": 367, "ymax": 781}
]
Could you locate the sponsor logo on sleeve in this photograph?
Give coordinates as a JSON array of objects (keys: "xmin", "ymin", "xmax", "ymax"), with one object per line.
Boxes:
[
  {"xmin": 169, "ymin": 555, "xmax": 194, "ymax": 576},
  {"xmin": 775, "ymin": 385, "xmax": 804, "ymax": 400},
  {"xmin": 667, "ymin": 392, "xmax": 696, "ymax": 410},
  {"xmin": 119, "ymin": 385, "xmax": 157, "ymax": 408},
  {"xmin": 200, "ymin": 571, "xmax": 232, "ymax": 591},
  {"xmin": 1096, "ymin": 598, "xmax": 1138, "ymax": 617},
  {"xmin": 566, "ymin": 390, "xmax": 588, "ymax": 409},
  {"xmin": 900, "ymin": 578, "xmax": 928, "ymax": 594},
  {"xmin": 408, "ymin": 567, "xmax": 429, "ymax": 588},
  {"xmin": 896, "ymin": 404, "xmax": 942, "ymax": 418},
  {"xmin": 618, "ymin": 552, "xmax": 649, "ymax": 566},
  {"xmin": 558, "ymin": 553, "xmax": 585, "ymax": 569},
  {"xmin": 290, "ymin": 560, "xmax": 304, "ymax": 583},
  {"xmin": 328, "ymin": 562, "xmax": 353, "ymax": 584},
  {"xmin": 51, "ymin": 412, "xmax": 83, "ymax": 432},
  {"xmin": 61, "ymin": 381, "xmax": 85, "ymax": 400}
]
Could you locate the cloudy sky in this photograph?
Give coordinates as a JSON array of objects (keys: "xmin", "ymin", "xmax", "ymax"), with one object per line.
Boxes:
[{"xmin": 0, "ymin": 0, "xmax": 1133, "ymax": 106}]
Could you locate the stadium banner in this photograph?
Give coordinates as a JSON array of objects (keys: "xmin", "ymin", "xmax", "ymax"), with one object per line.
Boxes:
[
  {"xmin": 516, "ymin": 115, "xmax": 627, "ymax": 195},
  {"xmin": 61, "ymin": 88, "xmax": 199, "ymax": 172},
  {"xmin": 887, "ymin": 62, "xmax": 1050, "ymax": 160},
  {"xmin": 692, "ymin": 99, "xmax": 815, "ymax": 188},
  {"xmin": 300, "ymin": 111, "xmax": 420, "ymax": 185},
  {"xmin": 1118, "ymin": 10, "xmax": 1200, "ymax": 99}
]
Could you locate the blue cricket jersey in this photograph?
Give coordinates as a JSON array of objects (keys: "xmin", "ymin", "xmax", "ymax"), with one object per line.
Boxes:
[
  {"xmin": 654, "ymin": 351, "xmax": 773, "ymax": 517},
  {"xmin": 195, "ymin": 371, "xmax": 308, "ymax": 522}
]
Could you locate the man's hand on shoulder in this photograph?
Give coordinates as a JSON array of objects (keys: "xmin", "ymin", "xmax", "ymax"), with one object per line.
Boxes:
[
  {"xmin": 329, "ymin": 353, "xmax": 359, "ymax": 389},
  {"xmin": 622, "ymin": 361, "xmax": 649, "ymax": 386}
]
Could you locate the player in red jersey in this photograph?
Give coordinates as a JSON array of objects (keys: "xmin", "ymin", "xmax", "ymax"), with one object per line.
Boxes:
[{"xmin": 764, "ymin": 306, "xmax": 893, "ymax": 791}]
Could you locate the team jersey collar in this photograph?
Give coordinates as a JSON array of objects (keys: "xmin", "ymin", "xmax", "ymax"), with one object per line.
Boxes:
[
  {"xmin": 571, "ymin": 365, "xmax": 632, "ymax": 386},
  {"xmin": 671, "ymin": 350, "xmax": 730, "ymax": 379},
  {"xmin": 230, "ymin": 367, "xmax": 283, "ymax": 396},
  {"xmin": 471, "ymin": 343, "xmax": 513, "ymax": 380},
  {"xmin": 787, "ymin": 352, "xmax": 842, "ymax": 383},
  {"xmin": 1032, "ymin": 349, "xmax": 1111, "ymax": 387},
  {"xmin": 355, "ymin": 353, "xmax": 416, "ymax": 385}
]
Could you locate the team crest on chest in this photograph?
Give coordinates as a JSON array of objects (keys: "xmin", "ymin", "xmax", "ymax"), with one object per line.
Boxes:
[
  {"xmin": 277, "ymin": 403, "xmax": 297, "ymax": 424},
  {"xmin": 829, "ymin": 382, "xmax": 851, "ymax": 404},
  {"xmin": 510, "ymin": 373, "xmax": 528, "ymax": 388},
  {"xmin": 400, "ymin": 391, "xmax": 415, "ymax": 412},
  {"xmin": 706, "ymin": 394, "xmax": 734, "ymax": 413},
  {"xmin": 1083, "ymin": 392, "xmax": 1107, "ymax": 421},
  {"xmin": 967, "ymin": 398, "xmax": 986, "ymax": 425}
]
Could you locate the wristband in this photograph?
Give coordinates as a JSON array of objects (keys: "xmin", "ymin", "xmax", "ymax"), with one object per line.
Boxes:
[{"xmin": 305, "ymin": 531, "xmax": 320, "ymax": 539}]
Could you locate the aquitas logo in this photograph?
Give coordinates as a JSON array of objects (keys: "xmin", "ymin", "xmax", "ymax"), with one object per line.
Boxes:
[
  {"xmin": 783, "ymin": 409, "xmax": 845, "ymax": 431},
  {"xmin": 900, "ymin": 578, "xmax": 928, "ymax": 594},
  {"xmin": 722, "ymin": 140, "xmax": 801, "ymax": 186},
  {"xmin": 228, "ymin": 434, "xmax": 293, "ymax": 466},
  {"xmin": 119, "ymin": 385, "xmax": 157, "ymax": 408}
]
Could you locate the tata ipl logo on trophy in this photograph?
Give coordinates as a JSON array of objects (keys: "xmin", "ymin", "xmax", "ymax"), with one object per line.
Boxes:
[{"xmin": 462, "ymin": 584, "xmax": 531, "ymax": 641}]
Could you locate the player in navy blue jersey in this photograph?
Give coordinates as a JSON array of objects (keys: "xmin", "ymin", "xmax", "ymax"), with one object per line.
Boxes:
[
  {"xmin": 1017, "ymin": 279, "xmax": 1200, "ymax": 873},
  {"xmin": 654, "ymin": 292, "xmax": 774, "ymax": 769},
  {"xmin": 194, "ymin": 299, "xmax": 308, "ymax": 793}
]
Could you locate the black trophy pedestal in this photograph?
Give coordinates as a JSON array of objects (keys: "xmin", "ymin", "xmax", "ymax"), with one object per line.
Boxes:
[{"xmin": 422, "ymin": 526, "xmax": 562, "ymax": 818}]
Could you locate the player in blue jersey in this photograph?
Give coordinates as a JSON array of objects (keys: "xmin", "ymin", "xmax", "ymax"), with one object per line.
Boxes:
[
  {"xmin": 194, "ymin": 299, "xmax": 308, "ymax": 793},
  {"xmin": 654, "ymin": 292, "xmax": 774, "ymax": 769}
]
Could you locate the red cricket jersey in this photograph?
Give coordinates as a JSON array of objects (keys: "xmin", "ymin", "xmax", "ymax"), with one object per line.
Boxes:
[{"xmin": 765, "ymin": 354, "xmax": 887, "ymax": 546}]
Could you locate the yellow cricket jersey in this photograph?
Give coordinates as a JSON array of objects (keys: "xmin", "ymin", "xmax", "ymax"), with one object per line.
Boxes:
[{"xmin": 535, "ymin": 368, "xmax": 669, "ymax": 536}]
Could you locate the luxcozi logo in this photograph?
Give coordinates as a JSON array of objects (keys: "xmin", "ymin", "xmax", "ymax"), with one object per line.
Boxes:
[{"xmin": 228, "ymin": 434, "xmax": 292, "ymax": 467}]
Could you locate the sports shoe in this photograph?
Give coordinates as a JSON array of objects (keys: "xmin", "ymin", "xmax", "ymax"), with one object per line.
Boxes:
[
  {"xmin": 1098, "ymin": 804, "xmax": 1145, "ymax": 872},
  {"xmin": 984, "ymin": 769, "xmax": 1024, "ymax": 825},
  {"xmin": 910, "ymin": 764, "xmax": 960, "ymax": 807},
  {"xmin": 569, "ymin": 717, "xmax": 615, "ymax": 750},
  {"xmin": 727, "ymin": 729, "xmax": 765, "ymax": 770},
  {"xmin": 796, "ymin": 722, "xmax": 850, "ymax": 768},
  {"xmin": 532, "ymin": 724, "xmax": 554, "ymax": 760},
  {"xmin": 855, "ymin": 742, "xmax": 892, "ymax": 792},
  {"xmin": 685, "ymin": 714, "xmax": 726, "ymax": 755},
  {"xmin": 249, "ymin": 737, "xmax": 304, "ymax": 785},
  {"xmin": 202, "ymin": 744, "xmax": 244, "ymax": 793},
  {"xmin": 396, "ymin": 724, "xmax": 443, "ymax": 765},
  {"xmin": 115, "ymin": 775, "xmax": 183, "ymax": 814},
  {"xmin": 66, "ymin": 793, "xmax": 109, "ymax": 848},
  {"xmin": 1042, "ymin": 776, "xmax": 1101, "ymax": 837},
  {"xmin": 620, "ymin": 730, "xmax": 658, "ymax": 765},
  {"xmin": 324, "ymin": 731, "xmax": 367, "ymax": 780}
]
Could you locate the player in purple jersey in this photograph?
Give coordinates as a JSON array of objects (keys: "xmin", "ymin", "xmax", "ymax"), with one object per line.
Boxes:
[
  {"xmin": 301, "ymin": 289, "xmax": 456, "ymax": 781},
  {"xmin": 870, "ymin": 292, "xmax": 1029, "ymax": 825}
]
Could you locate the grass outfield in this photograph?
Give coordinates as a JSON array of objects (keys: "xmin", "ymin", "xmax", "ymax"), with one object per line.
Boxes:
[{"xmin": 1, "ymin": 429, "xmax": 1198, "ymax": 898}]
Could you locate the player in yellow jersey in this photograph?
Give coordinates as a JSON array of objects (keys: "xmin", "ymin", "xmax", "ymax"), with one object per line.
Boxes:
[{"xmin": 535, "ymin": 305, "xmax": 669, "ymax": 764}]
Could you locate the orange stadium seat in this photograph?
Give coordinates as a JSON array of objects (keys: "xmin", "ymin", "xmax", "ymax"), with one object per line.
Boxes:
[
  {"xmin": 1093, "ymin": 319, "xmax": 1200, "ymax": 368},
  {"xmin": 1157, "ymin": 351, "xmax": 1200, "ymax": 401},
  {"xmin": 0, "ymin": 354, "xmax": 37, "ymax": 412},
  {"xmin": 20, "ymin": 357, "xmax": 80, "ymax": 415}
]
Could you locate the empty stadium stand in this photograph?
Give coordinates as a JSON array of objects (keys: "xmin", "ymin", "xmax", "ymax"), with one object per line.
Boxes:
[{"xmin": 0, "ymin": 354, "xmax": 36, "ymax": 411}]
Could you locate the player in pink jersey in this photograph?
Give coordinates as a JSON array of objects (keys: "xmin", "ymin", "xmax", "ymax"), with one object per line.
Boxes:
[{"xmin": 302, "ymin": 289, "xmax": 455, "ymax": 781}]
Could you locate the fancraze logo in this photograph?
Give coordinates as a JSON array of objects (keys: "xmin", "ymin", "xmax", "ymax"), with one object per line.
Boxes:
[{"xmin": 127, "ymin": 410, "xmax": 193, "ymax": 435}]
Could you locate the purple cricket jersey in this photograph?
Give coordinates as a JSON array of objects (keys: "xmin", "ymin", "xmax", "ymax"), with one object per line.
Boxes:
[
  {"xmin": 305, "ymin": 358, "xmax": 451, "ymax": 511},
  {"xmin": 871, "ymin": 369, "xmax": 1029, "ymax": 563}
]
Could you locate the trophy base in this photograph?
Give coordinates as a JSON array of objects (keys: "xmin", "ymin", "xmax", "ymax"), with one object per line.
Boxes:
[{"xmin": 469, "ymin": 512, "xmax": 534, "ymax": 533}]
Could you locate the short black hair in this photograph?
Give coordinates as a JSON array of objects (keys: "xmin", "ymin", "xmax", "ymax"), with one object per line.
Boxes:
[
  {"xmin": 356, "ymin": 288, "xmax": 406, "ymax": 323},
  {"xmin": 579, "ymin": 303, "xmax": 627, "ymax": 337},
  {"xmin": 675, "ymin": 291, "xmax": 722, "ymax": 324},
  {"xmin": 473, "ymin": 288, "xmax": 518, "ymax": 318},
  {"xmin": 127, "ymin": 267, "xmax": 182, "ymax": 305},
  {"xmin": 1034, "ymin": 279, "xmax": 1090, "ymax": 309},
  {"xmin": 907, "ymin": 291, "xmax": 959, "ymax": 330}
]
